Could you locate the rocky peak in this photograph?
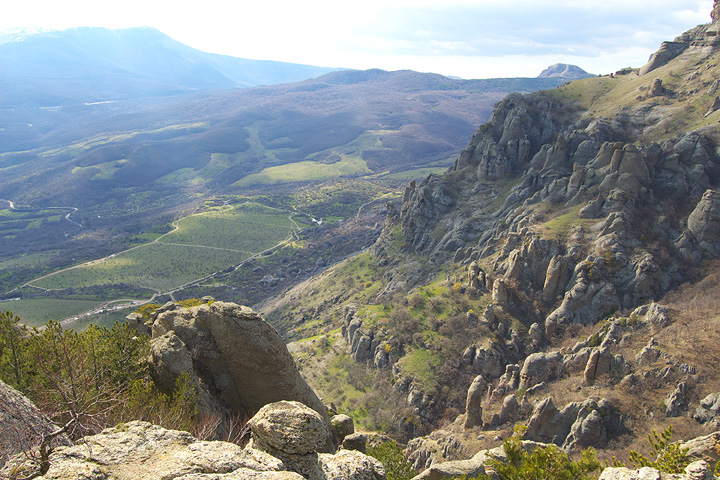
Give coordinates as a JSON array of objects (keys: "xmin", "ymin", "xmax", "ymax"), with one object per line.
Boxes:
[
  {"xmin": 538, "ymin": 63, "xmax": 592, "ymax": 80},
  {"xmin": 714, "ymin": 0, "xmax": 720, "ymax": 23}
]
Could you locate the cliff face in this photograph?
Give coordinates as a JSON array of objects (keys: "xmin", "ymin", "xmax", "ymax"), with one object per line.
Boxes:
[{"xmin": 396, "ymin": 21, "xmax": 720, "ymax": 329}]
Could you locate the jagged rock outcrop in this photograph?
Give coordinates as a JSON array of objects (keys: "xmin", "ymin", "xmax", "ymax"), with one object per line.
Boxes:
[
  {"xmin": 665, "ymin": 381, "xmax": 690, "ymax": 417},
  {"xmin": 2, "ymin": 402, "xmax": 387, "ymax": 480},
  {"xmin": 599, "ymin": 461, "xmax": 715, "ymax": 480},
  {"xmin": 406, "ymin": 430, "xmax": 466, "ymax": 472},
  {"xmin": 693, "ymin": 393, "xmax": 720, "ymax": 428},
  {"xmin": 0, "ymin": 380, "xmax": 70, "ymax": 468},
  {"xmin": 687, "ymin": 189, "xmax": 720, "ymax": 253},
  {"xmin": 682, "ymin": 431, "xmax": 720, "ymax": 466},
  {"xmin": 341, "ymin": 305, "xmax": 396, "ymax": 369},
  {"xmin": 525, "ymin": 397, "xmax": 618, "ymax": 450},
  {"xmin": 409, "ymin": 439, "xmax": 545, "ymax": 480},
  {"xmin": 150, "ymin": 301, "xmax": 332, "ymax": 449},
  {"xmin": 583, "ymin": 347, "xmax": 613, "ymax": 386}
]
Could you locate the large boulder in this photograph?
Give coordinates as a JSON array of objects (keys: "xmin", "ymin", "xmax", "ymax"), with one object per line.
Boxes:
[
  {"xmin": 519, "ymin": 352, "xmax": 564, "ymax": 390},
  {"xmin": 0, "ymin": 380, "xmax": 70, "ymax": 468},
  {"xmin": 682, "ymin": 431, "xmax": 720, "ymax": 467},
  {"xmin": 150, "ymin": 301, "xmax": 331, "ymax": 449},
  {"xmin": 248, "ymin": 401, "xmax": 385, "ymax": 480}
]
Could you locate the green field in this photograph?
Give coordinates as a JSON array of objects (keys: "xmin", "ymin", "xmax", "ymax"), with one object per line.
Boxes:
[
  {"xmin": 378, "ymin": 167, "xmax": 449, "ymax": 180},
  {"xmin": 160, "ymin": 203, "xmax": 294, "ymax": 251},
  {"xmin": 30, "ymin": 203, "xmax": 295, "ymax": 293},
  {"xmin": 0, "ymin": 298, "xmax": 104, "ymax": 327},
  {"xmin": 32, "ymin": 243, "xmax": 249, "ymax": 292},
  {"xmin": 233, "ymin": 155, "xmax": 371, "ymax": 186}
]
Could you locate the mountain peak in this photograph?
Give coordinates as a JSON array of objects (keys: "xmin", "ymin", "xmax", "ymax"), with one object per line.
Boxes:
[{"xmin": 537, "ymin": 63, "xmax": 592, "ymax": 79}]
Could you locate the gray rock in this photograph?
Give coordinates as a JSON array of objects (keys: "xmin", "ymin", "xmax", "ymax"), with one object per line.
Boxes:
[
  {"xmin": 599, "ymin": 461, "xmax": 714, "ymax": 480},
  {"xmin": 319, "ymin": 450, "xmax": 385, "ymax": 480},
  {"xmin": 2, "ymin": 413, "xmax": 386, "ymax": 480},
  {"xmin": 526, "ymin": 397, "xmax": 614, "ymax": 450},
  {"xmin": 3, "ymin": 420, "xmax": 293, "ymax": 480},
  {"xmin": 331, "ymin": 414, "xmax": 355, "ymax": 443},
  {"xmin": 464, "ymin": 375, "xmax": 486, "ymax": 429},
  {"xmin": 151, "ymin": 302, "xmax": 331, "ymax": 450},
  {"xmin": 665, "ymin": 381, "xmax": 689, "ymax": 417},
  {"xmin": 499, "ymin": 394, "xmax": 519, "ymax": 424},
  {"xmin": 342, "ymin": 433, "xmax": 368, "ymax": 454},
  {"xmin": 492, "ymin": 278, "xmax": 509, "ymax": 305},
  {"xmin": 583, "ymin": 347, "xmax": 613, "ymax": 386},
  {"xmin": 249, "ymin": 401, "xmax": 329, "ymax": 456},
  {"xmin": 688, "ymin": 189, "xmax": 720, "ymax": 252},
  {"xmin": 0, "ymin": 380, "xmax": 71, "ymax": 468},
  {"xmin": 519, "ymin": 352, "xmax": 564, "ymax": 390}
]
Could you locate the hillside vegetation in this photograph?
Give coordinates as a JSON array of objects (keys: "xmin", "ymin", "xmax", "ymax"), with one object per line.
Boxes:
[{"xmin": 258, "ymin": 15, "xmax": 720, "ymax": 475}]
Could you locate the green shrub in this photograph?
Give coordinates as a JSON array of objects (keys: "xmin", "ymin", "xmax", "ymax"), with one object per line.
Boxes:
[
  {"xmin": 0, "ymin": 311, "xmax": 201, "ymax": 440},
  {"xmin": 627, "ymin": 426, "xmax": 690, "ymax": 474},
  {"xmin": 473, "ymin": 426, "xmax": 600, "ymax": 480},
  {"xmin": 367, "ymin": 440, "xmax": 416, "ymax": 480}
]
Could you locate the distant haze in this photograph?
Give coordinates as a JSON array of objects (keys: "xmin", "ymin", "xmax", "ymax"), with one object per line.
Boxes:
[{"xmin": 0, "ymin": 0, "xmax": 713, "ymax": 79}]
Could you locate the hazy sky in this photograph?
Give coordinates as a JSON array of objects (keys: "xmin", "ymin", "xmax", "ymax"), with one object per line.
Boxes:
[{"xmin": 1, "ymin": 0, "xmax": 714, "ymax": 79}]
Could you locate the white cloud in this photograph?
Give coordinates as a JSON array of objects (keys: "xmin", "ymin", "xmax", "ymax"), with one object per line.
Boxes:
[{"xmin": 0, "ymin": 0, "xmax": 715, "ymax": 78}]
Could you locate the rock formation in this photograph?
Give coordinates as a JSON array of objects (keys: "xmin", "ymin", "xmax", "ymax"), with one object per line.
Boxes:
[
  {"xmin": 693, "ymin": 393, "xmax": 720, "ymax": 429},
  {"xmin": 2, "ymin": 401, "xmax": 387, "ymax": 480},
  {"xmin": 149, "ymin": 301, "xmax": 332, "ymax": 450},
  {"xmin": 599, "ymin": 461, "xmax": 714, "ymax": 480},
  {"xmin": 525, "ymin": 397, "xmax": 617, "ymax": 450},
  {"xmin": 687, "ymin": 189, "xmax": 720, "ymax": 252},
  {"xmin": 463, "ymin": 375, "xmax": 486, "ymax": 429},
  {"xmin": 0, "ymin": 380, "xmax": 70, "ymax": 468}
]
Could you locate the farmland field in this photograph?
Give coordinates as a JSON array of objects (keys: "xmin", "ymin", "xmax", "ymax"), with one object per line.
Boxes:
[
  {"xmin": 160, "ymin": 203, "xmax": 294, "ymax": 251},
  {"xmin": 32, "ymin": 243, "xmax": 250, "ymax": 292},
  {"xmin": 30, "ymin": 202, "xmax": 295, "ymax": 293},
  {"xmin": 0, "ymin": 298, "xmax": 104, "ymax": 327}
]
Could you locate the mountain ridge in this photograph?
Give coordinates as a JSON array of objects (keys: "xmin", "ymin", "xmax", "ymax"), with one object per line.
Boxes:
[
  {"xmin": 258, "ymin": 5, "xmax": 720, "ymax": 470},
  {"xmin": 0, "ymin": 26, "xmax": 343, "ymax": 107}
]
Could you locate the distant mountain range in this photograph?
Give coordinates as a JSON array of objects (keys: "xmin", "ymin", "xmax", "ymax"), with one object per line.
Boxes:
[
  {"xmin": 0, "ymin": 26, "xmax": 342, "ymax": 107},
  {"xmin": 0, "ymin": 26, "xmax": 593, "ymax": 224}
]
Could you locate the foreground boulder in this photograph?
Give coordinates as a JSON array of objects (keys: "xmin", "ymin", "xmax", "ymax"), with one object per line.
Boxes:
[
  {"xmin": 2, "ymin": 401, "xmax": 386, "ymax": 480},
  {"xmin": 150, "ymin": 301, "xmax": 331, "ymax": 449},
  {"xmin": 0, "ymin": 380, "xmax": 70, "ymax": 468},
  {"xmin": 599, "ymin": 461, "xmax": 715, "ymax": 480}
]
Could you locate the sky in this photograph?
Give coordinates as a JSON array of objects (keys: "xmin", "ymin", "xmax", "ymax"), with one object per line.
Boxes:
[{"xmin": 0, "ymin": 0, "xmax": 714, "ymax": 79}]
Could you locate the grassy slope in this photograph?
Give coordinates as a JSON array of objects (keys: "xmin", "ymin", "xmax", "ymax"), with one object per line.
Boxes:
[{"xmin": 545, "ymin": 45, "xmax": 720, "ymax": 142}]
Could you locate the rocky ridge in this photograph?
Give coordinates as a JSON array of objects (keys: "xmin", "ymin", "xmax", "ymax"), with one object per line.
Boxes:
[
  {"xmin": 1, "ymin": 397, "xmax": 386, "ymax": 480},
  {"xmin": 268, "ymin": 4, "xmax": 720, "ymax": 474}
]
